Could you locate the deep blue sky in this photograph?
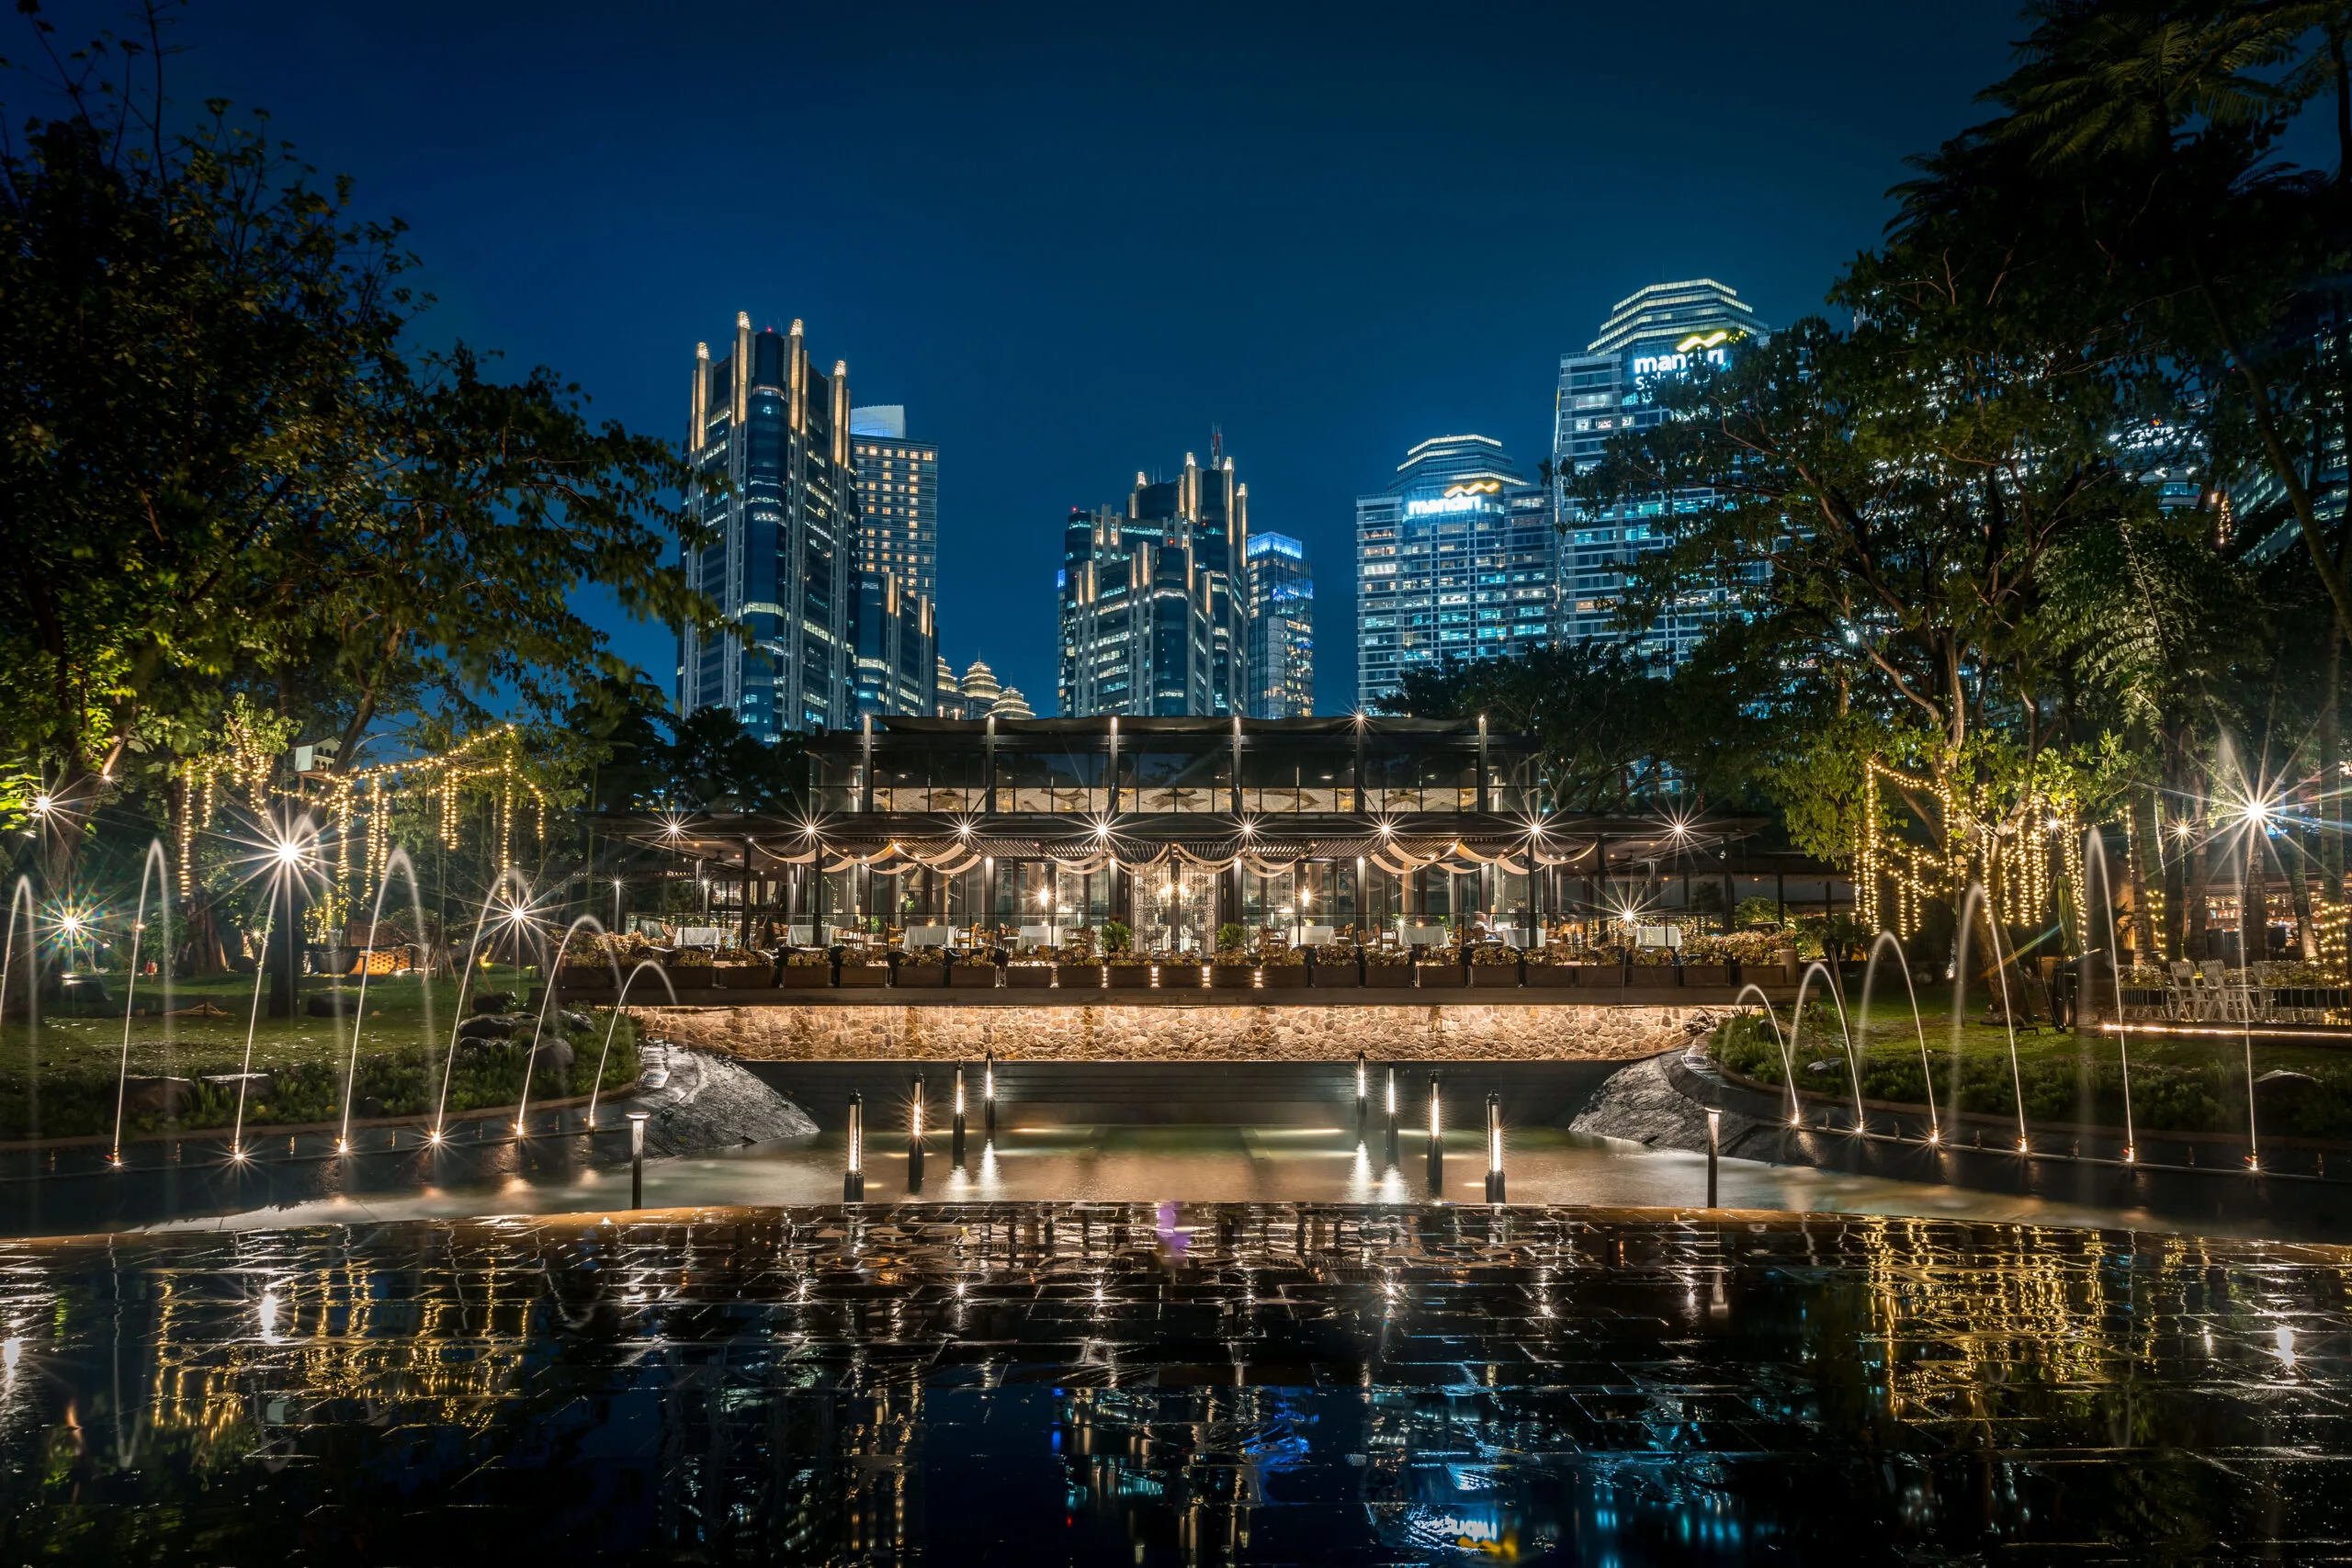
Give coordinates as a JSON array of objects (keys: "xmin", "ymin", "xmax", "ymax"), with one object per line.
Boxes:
[{"xmin": 76, "ymin": 0, "xmax": 2030, "ymax": 714}]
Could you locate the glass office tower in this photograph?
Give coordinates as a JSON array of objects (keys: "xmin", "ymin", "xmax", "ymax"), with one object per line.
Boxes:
[
  {"xmin": 676, "ymin": 314, "xmax": 860, "ymax": 739},
  {"xmin": 1246, "ymin": 531, "xmax": 1314, "ymax": 717},
  {"xmin": 1354, "ymin": 434, "xmax": 1555, "ymax": 710},
  {"xmin": 1553, "ymin": 279, "xmax": 1770, "ymax": 662}
]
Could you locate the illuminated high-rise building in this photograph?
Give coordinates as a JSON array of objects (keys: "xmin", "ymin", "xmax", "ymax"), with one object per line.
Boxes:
[
  {"xmin": 676, "ymin": 314, "xmax": 859, "ymax": 738},
  {"xmin": 1058, "ymin": 441, "xmax": 1252, "ymax": 717},
  {"xmin": 1354, "ymin": 435, "xmax": 1555, "ymax": 709},
  {"xmin": 849, "ymin": 405, "xmax": 939, "ymax": 607},
  {"xmin": 1553, "ymin": 278, "xmax": 1770, "ymax": 661},
  {"xmin": 1246, "ymin": 532, "xmax": 1313, "ymax": 717}
]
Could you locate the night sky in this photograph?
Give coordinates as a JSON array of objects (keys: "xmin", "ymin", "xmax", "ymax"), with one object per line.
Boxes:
[{"xmin": 57, "ymin": 0, "xmax": 2030, "ymax": 715}]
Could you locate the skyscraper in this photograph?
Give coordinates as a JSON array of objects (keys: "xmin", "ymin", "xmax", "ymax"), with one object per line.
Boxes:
[
  {"xmin": 1058, "ymin": 443, "xmax": 1253, "ymax": 717},
  {"xmin": 852, "ymin": 569, "xmax": 936, "ymax": 719},
  {"xmin": 676, "ymin": 314, "xmax": 859, "ymax": 739},
  {"xmin": 1354, "ymin": 434, "xmax": 1555, "ymax": 710},
  {"xmin": 1553, "ymin": 278, "xmax": 1770, "ymax": 662},
  {"xmin": 935, "ymin": 657, "xmax": 1033, "ymax": 721},
  {"xmin": 848, "ymin": 405, "xmax": 939, "ymax": 606},
  {"xmin": 1246, "ymin": 531, "xmax": 1313, "ymax": 717}
]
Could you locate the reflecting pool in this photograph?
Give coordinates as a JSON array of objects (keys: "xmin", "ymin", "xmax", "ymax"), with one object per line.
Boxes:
[{"xmin": 2, "ymin": 1202, "xmax": 2347, "ymax": 1562}]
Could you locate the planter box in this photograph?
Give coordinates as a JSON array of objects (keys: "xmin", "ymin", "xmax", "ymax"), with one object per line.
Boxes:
[
  {"xmin": 1468, "ymin": 964, "xmax": 1522, "ymax": 989},
  {"xmin": 896, "ymin": 965, "xmax": 948, "ymax": 989},
  {"xmin": 836, "ymin": 964, "xmax": 888, "ymax": 988},
  {"xmin": 1006, "ymin": 964, "xmax": 1056, "ymax": 988},
  {"xmin": 1310, "ymin": 964, "xmax": 1361, "ymax": 988},
  {"xmin": 779, "ymin": 965, "xmax": 832, "ymax": 988},
  {"xmin": 663, "ymin": 965, "xmax": 717, "ymax": 987},
  {"xmin": 714, "ymin": 966, "xmax": 774, "ymax": 989},
  {"xmin": 1415, "ymin": 964, "xmax": 1464, "ymax": 988},
  {"xmin": 1159, "ymin": 964, "xmax": 1208, "ymax": 989},
  {"xmin": 1679, "ymin": 964, "xmax": 1733, "ymax": 988},
  {"xmin": 558, "ymin": 966, "xmax": 615, "ymax": 990},
  {"xmin": 1105, "ymin": 964, "xmax": 1153, "ymax": 988},
  {"xmin": 1261, "ymin": 965, "xmax": 1309, "ymax": 989},
  {"xmin": 949, "ymin": 964, "xmax": 1000, "ymax": 988},
  {"xmin": 1363, "ymin": 966, "xmax": 1414, "ymax": 988},
  {"xmin": 1209, "ymin": 964, "xmax": 1258, "ymax": 989},
  {"xmin": 1061, "ymin": 964, "xmax": 1104, "ymax": 990},
  {"xmin": 1627, "ymin": 966, "xmax": 1677, "ymax": 987}
]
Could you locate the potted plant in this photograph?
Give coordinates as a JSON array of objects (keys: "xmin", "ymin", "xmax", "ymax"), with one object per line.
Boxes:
[
  {"xmin": 559, "ymin": 931, "xmax": 622, "ymax": 990},
  {"xmin": 780, "ymin": 950, "xmax": 832, "ymax": 988},
  {"xmin": 1626, "ymin": 946, "xmax": 1676, "ymax": 987},
  {"xmin": 836, "ymin": 945, "xmax": 888, "ymax": 988},
  {"xmin": 949, "ymin": 948, "xmax": 1001, "ymax": 988},
  {"xmin": 1363, "ymin": 944, "xmax": 1414, "ymax": 987},
  {"xmin": 664, "ymin": 946, "xmax": 716, "ymax": 988},
  {"xmin": 1007, "ymin": 947, "xmax": 1057, "ymax": 987},
  {"xmin": 1311, "ymin": 941, "xmax": 1360, "ymax": 987},
  {"xmin": 894, "ymin": 947, "xmax": 948, "ymax": 988},
  {"xmin": 1415, "ymin": 942, "xmax": 1464, "ymax": 988},
  {"xmin": 1156, "ymin": 949, "xmax": 1207, "ymax": 989},
  {"xmin": 1260, "ymin": 942, "xmax": 1308, "ymax": 989},
  {"xmin": 713, "ymin": 947, "xmax": 775, "ymax": 988},
  {"xmin": 1210, "ymin": 924, "xmax": 1256, "ymax": 988},
  {"xmin": 1468, "ymin": 943, "xmax": 1522, "ymax": 988},
  {"xmin": 1674, "ymin": 933, "xmax": 1735, "ymax": 989}
]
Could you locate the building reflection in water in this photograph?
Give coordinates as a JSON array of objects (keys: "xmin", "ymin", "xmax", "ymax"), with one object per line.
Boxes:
[{"xmin": 0, "ymin": 1203, "xmax": 2346, "ymax": 1562}]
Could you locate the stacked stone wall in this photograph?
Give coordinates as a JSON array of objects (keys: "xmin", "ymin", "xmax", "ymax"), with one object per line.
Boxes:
[{"xmin": 628, "ymin": 1002, "xmax": 1707, "ymax": 1063}]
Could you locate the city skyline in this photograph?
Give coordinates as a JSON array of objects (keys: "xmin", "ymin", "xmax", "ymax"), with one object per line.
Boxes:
[{"xmin": 139, "ymin": 0, "xmax": 2032, "ymax": 716}]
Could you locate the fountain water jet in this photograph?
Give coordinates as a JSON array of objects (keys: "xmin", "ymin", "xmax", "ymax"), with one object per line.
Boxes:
[
  {"xmin": 2080, "ymin": 830, "xmax": 2136, "ymax": 1158},
  {"xmin": 1789, "ymin": 961, "xmax": 1864, "ymax": 1133},
  {"xmin": 228, "ymin": 908, "xmax": 275, "ymax": 1159},
  {"xmin": 1728, "ymin": 983, "xmax": 1799, "ymax": 1127},
  {"xmin": 586, "ymin": 960, "xmax": 678, "ymax": 1127},
  {"xmin": 1951, "ymin": 884, "xmax": 2031, "ymax": 1152},
  {"xmin": 428, "ymin": 869, "xmax": 534, "ymax": 1142},
  {"xmin": 333, "ymin": 849, "xmax": 426, "ymax": 1153},
  {"xmin": 513, "ymin": 914, "xmax": 604, "ymax": 1136},
  {"xmin": 1862, "ymin": 930, "xmax": 1940, "ymax": 1143},
  {"xmin": 3, "ymin": 877, "xmax": 36, "ymax": 1141},
  {"xmin": 107, "ymin": 840, "xmax": 172, "ymax": 1163}
]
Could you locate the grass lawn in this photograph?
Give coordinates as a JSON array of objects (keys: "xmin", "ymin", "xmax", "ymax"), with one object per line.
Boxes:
[
  {"xmin": 1718, "ymin": 981, "xmax": 2350, "ymax": 1142},
  {"xmin": 0, "ymin": 964, "xmax": 638, "ymax": 1143}
]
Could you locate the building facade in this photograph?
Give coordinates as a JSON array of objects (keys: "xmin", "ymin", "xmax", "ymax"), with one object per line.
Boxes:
[
  {"xmin": 1553, "ymin": 278, "xmax": 1770, "ymax": 663},
  {"xmin": 1059, "ymin": 444, "xmax": 1253, "ymax": 718},
  {"xmin": 848, "ymin": 405, "xmax": 939, "ymax": 607},
  {"xmin": 676, "ymin": 314, "xmax": 860, "ymax": 739},
  {"xmin": 1354, "ymin": 434, "xmax": 1556, "ymax": 710},
  {"xmin": 852, "ymin": 570, "xmax": 936, "ymax": 719},
  {"xmin": 1246, "ymin": 531, "xmax": 1314, "ymax": 717}
]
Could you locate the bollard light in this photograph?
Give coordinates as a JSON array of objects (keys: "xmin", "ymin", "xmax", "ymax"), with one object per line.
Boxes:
[
  {"xmin": 908, "ymin": 1073, "xmax": 927, "ymax": 1192},
  {"xmin": 1385, "ymin": 1065, "xmax": 1400, "ymax": 1168},
  {"xmin": 1705, "ymin": 1107, "xmax": 1721, "ymax": 1210},
  {"xmin": 844, "ymin": 1092, "xmax": 865, "ymax": 1201},
  {"xmin": 1355, "ymin": 1050, "xmax": 1368, "ymax": 1137},
  {"xmin": 1426, "ymin": 1073, "xmax": 1443, "ymax": 1197},
  {"xmin": 627, "ymin": 1110, "xmax": 650, "ymax": 1210},
  {"xmin": 984, "ymin": 1050, "xmax": 998, "ymax": 1137},
  {"xmin": 1484, "ymin": 1092, "xmax": 1505, "ymax": 1203},
  {"xmin": 952, "ymin": 1063, "xmax": 967, "ymax": 1165}
]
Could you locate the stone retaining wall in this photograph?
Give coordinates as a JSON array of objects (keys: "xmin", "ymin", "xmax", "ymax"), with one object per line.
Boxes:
[{"xmin": 628, "ymin": 1001, "xmax": 1713, "ymax": 1063}]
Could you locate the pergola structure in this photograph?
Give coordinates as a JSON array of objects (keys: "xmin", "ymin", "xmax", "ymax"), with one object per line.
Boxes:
[{"xmin": 602, "ymin": 716, "xmax": 1767, "ymax": 945}]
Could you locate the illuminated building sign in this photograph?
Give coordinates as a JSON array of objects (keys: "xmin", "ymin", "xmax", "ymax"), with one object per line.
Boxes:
[
  {"xmin": 1404, "ymin": 480, "xmax": 1504, "ymax": 518},
  {"xmin": 1632, "ymin": 329, "xmax": 1745, "ymax": 379}
]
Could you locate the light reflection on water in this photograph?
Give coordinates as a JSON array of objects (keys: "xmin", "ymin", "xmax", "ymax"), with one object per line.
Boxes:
[
  {"xmin": 3, "ymin": 1201, "xmax": 2348, "ymax": 1562},
  {"xmin": 151, "ymin": 1123, "xmax": 2256, "ymax": 1238}
]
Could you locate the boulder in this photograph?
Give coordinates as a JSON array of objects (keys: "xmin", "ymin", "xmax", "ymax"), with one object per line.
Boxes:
[
  {"xmin": 2255, "ymin": 1069, "xmax": 2324, "ymax": 1107},
  {"xmin": 1805, "ymin": 1060, "xmax": 1842, "ymax": 1077},
  {"xmin": 201, "ymin": 1071, "xmax": 275, "ymax": 1100},
  {"xmin": 457, "ymin": 1013, "xmax": 520, "ymax": 1041},
  {"xmin": 560, "ymin": 1009, "xmax": 594, "ymax": 1034},
  {"xmin": 468, "ymin": 990, "xmax": 516, "ymax": 1017},
  {"xmin": 532, "ymin": 1035, "xmax": 576, "ymax": 1076},
  {"xmin": 305, "ymin": 989, "xmax": 360, "ymax": 1018},
  {"xmin": 121, "ymin": 1076, "xmax": 198, "ymax": 1117}
]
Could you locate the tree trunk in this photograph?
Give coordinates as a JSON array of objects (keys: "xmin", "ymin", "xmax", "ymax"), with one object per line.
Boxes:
[
  {"xmin": 2243, "ymin": 832, "xmax": 2270, "ymax": 967},
  {"xmin": 2327, "ymin": 626, "xmax": 2346, "ymax": 906},
  {"xmin": 2128, "ymin": 784, "xmax": 2160, "ymax": 962},
  {"xmin": 2186, "ymin": 838, "xmax": 2211, "ymax": 962}
]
